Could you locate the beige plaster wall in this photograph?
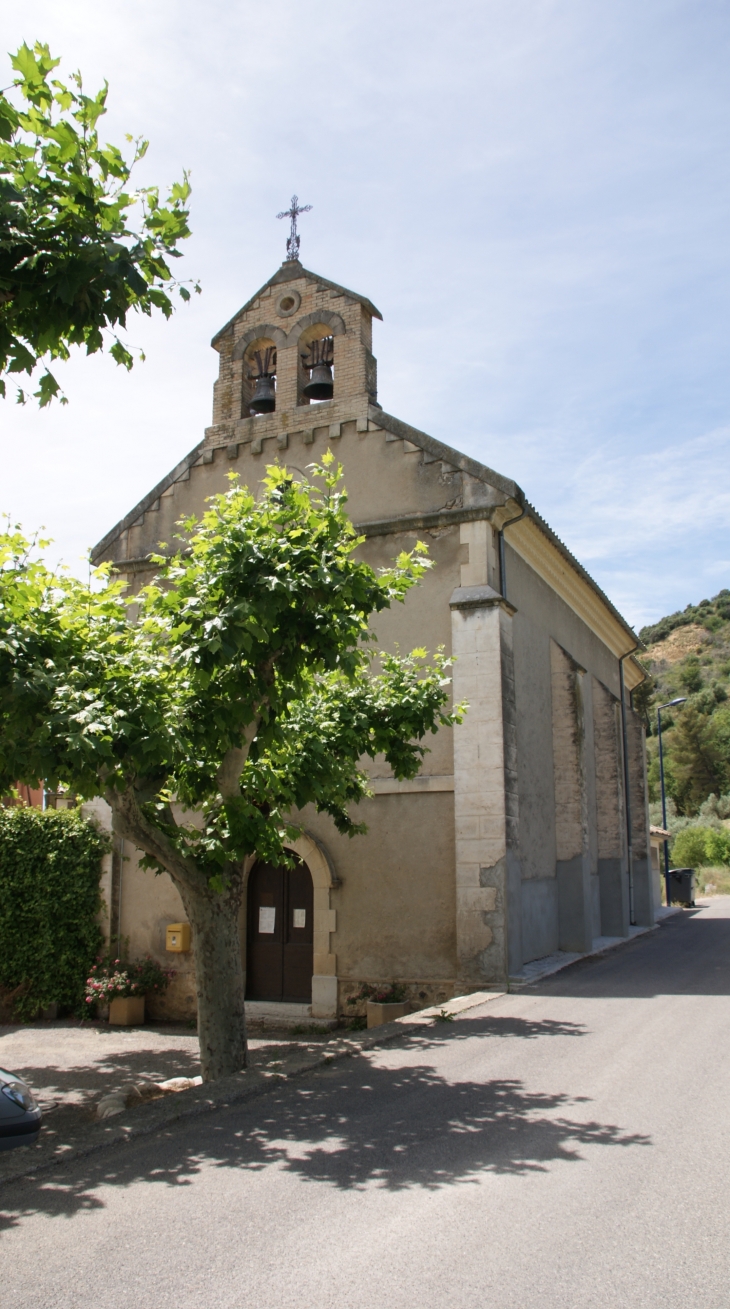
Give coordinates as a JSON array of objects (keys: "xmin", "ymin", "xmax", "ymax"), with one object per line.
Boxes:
[
  {"xmin": 299, "ymin": 790, "xmax": 458, "ymax": 1006},
  {"xmin": 117, "ymin": 843, "xmax": 197, "ymax": 1022}
]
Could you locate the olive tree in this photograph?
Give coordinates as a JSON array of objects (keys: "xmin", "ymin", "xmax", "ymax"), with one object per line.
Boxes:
[{"xmin": 0, "ymin": 459, "xmax": 460, "ymax": 1079}]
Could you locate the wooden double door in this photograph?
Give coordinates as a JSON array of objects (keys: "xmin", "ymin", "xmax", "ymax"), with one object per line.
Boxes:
[{"xmin": 245, "ymin": 857, "xmax": 314, "ymax": 1002}]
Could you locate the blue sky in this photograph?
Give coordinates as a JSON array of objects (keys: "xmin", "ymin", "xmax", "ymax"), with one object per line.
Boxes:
[{"xmin": 3, "ymin": 0, "xmax": 729, "ymax": 632}]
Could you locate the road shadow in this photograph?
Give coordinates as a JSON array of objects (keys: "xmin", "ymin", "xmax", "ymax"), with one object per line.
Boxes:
[
  {"xmin": 2, "ymin": 1047, "xmax": 201, "ymax": 1100},
  {"xmin": 0, "ymin": 1013, "xmax": 649, "ymax": 1229},
  {"xmin": 530, "ymin": 906, "xmax": 730, "ymax": 999}
]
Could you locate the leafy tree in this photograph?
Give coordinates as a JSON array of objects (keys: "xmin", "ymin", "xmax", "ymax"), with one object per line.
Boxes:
[
  {"xmin": 631, "ymin": 667, "xmax": 655, "ymax": 732},
  {"xmin": 671, "ymin": 704, "xmax": 728, "ymax": 813},
  {"xmin": 0, "ymin": 41, "xmax": 196, "ymax": 406},
  {"xmin": 678, "ymin": 660, "xmax": 703, "ymax": 694},
  {"xmin": 0, "ymin": 460, "xmax": 461, "ymax": 1080}
]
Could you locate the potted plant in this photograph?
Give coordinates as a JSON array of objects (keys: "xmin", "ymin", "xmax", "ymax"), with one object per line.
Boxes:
[
  {"xmin": 85, "ymin": 955, "xmax": 174, "ymax": 1026},
  {"xmin": 348, "ymin": 982, "xmax": 410, "ymax": 1029}
]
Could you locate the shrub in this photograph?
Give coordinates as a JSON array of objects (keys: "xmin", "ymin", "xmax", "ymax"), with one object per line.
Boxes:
[
  {"xmin": 705, "ymin": 829, "xmax": 730, "ymax": 866},
  {"xmin": 0, "ymin": 806, "xmax": 107, "ymax": 1018},
  {"xmin": 671, "ymin": 826, "xmax": 712, "ymax": 868}
]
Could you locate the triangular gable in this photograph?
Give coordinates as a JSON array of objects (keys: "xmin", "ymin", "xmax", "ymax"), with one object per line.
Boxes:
[{"xmin": 211, "ymin": 260, "xmax": 383, "ymax": 349}]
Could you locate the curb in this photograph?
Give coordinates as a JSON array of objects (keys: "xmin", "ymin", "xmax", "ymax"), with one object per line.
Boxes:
[
  {"xmin": 508, "ymin": 913, "xmax": 682, "ymax": 989},
  {"xmin": 0, "ymin": 990, "xmax": 504, "ymax": 1188}
]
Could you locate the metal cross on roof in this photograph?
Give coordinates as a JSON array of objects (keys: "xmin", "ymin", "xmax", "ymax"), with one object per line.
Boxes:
[{"xmin": 276, "ymin": 194, "xmax": 312, "ymax": 262}]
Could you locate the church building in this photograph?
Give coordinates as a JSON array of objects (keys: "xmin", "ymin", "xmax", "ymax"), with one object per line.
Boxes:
[{"xmin": 90, "ymin": 241, "xmax": 655, "ymax": 1022}]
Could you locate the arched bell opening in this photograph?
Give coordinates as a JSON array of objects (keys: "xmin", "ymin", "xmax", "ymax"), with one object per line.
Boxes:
[
  {"xmin": 243, "ymin": 338, "xmax": 278, "ymax": 415},
  {"xmin": 297, "ymin": 324, "xmax": 335, "ymax": 406}
]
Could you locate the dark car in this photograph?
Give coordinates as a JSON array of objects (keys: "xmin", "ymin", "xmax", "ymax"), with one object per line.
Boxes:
[{"xmin": 0, "ymin": 1068, "xmax": 42, "ymax": 1150}]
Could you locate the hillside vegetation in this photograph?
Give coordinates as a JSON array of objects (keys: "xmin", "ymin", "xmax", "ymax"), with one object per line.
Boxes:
[
  {"xmin": 637, "ymin": 589, "xmax": 730, "ymax": 878},
  {"xmin": 638, "ymin": 587, "xmax": 730, "ymax": 813}
]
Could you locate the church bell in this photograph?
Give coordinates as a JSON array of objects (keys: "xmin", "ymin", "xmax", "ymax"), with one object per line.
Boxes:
[
  {"xmin": 302, "ymin": 363, "xmax": 334, "ymax": 401},
  {"xmin": 248, "ymin": 347, "xmax": 277, "ymax": 414},
  {"xmin": 301, "ymin": 336, "xmax": 335, "ymax": 401},
  {"xmin": 249, "ymin": 373, "xmax": 276, "ymax": 413}
]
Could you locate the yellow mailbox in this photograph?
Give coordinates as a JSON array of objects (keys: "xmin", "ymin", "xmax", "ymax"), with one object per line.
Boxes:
[{"xmin": 166, "ymin": 922, "xmax": 191, "ymax": 953}]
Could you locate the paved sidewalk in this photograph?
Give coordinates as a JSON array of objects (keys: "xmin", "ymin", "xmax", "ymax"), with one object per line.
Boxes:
[
  {"xmin": 0, "ymin": 994, "xmax": 499, "ymax": 1184},
  {"xmin": 0, "ymin": 1019, "xmax": 333, "ymax": 1177}
]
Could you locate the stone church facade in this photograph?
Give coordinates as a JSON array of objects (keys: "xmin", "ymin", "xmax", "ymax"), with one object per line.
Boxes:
[{"xmin": 91, "ymin": 256, "xmax": 654, "ymax": 1022}]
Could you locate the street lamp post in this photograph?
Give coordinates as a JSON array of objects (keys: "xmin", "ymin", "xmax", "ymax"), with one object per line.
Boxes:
[{"xmin": 657, "ymin": 697, "xmax": 687, "ymax": 908}]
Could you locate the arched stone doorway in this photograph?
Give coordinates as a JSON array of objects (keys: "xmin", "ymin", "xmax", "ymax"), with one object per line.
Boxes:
[{"xmin": 245, "ymin": 855, "xmax": 314, "ymax": 1002}]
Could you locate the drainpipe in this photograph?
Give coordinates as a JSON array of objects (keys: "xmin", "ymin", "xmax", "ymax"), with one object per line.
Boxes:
[
  {"xmin": 498, "ymin": 503, "xmax": 527, "ymax": 602},
  {"xmin": 117, "ymin": 837, "xmax": 125, "ymax": 957},
  {"xmin": 619, "ymin": 648, "xmax": 640, "ymax": 927}
]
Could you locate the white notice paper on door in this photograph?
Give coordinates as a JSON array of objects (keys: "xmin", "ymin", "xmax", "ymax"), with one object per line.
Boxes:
[
  {"xmin": 258, "ymin": 906, "xmax": 276, "ymax": 934},
  {"xmin": 293, "ymin": 909, "xmax": 306, "ymax": 928}
]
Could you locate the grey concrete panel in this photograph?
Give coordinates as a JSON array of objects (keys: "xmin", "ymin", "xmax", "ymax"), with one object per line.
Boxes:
[
  {"xmin": 632, "ymin": 856, "xmax": 656, "ymax": 927},
  {"xmin": 591, "ymin": 872, "xmax": 602, "ymax": 938},
  {"xmin": 557, "ymin": 854, "xmax": 593, "ymax": 953},
  {"xmin": 598, "ymin": 856, "xmax": 630, "ymax": 938},
  {"xmin": 520, "ymin": 876, "xmax": 559, "ymax": 963}
]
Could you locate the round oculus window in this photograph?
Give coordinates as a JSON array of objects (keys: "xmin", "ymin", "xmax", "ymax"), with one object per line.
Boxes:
[{"xmin": 276, "ymin": 290, "xmax": 301, "ymax": 318}]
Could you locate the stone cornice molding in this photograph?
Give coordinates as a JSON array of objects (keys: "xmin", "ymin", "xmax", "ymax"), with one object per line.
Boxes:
[
  {"xmin": 358, "ymin": 505, "xmax": 502, "ymax": 538},
  {"xmin": 449, "ymin": 584, "xmax": 516, "ymax": 616}
]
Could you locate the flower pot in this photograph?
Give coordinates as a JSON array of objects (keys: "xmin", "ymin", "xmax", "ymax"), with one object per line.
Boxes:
[
  {"xmin": 109, "ymin": 996, "xmax": 145, "ymax": 1027},
  {"xmin": 366, "ymin": 1000, "xmax": 409, "ymax": 1028}
]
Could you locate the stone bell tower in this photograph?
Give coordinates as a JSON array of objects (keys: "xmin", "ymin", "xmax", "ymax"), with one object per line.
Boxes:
[{"xmin": 205, "ymin": 224, "xmax": 383, "ymax": 458}]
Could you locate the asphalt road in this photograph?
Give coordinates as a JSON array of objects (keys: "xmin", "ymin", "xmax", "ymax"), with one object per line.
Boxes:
[{"xmin": 2, "ymin": 899, "xmax": 730, "ymax": 1309}]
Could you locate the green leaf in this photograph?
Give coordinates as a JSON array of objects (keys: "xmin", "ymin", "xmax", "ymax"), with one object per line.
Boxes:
[{"xmin": 0, "ymin": 42, "xmax": 197, "ymax": 406}]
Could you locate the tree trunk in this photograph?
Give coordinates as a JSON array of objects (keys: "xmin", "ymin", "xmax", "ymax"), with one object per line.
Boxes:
[
  {"xmin": 175, "ymin": 873, "xmax": 248, "ymax": 1082},
  {"xmin": 106, "ymin": 790, "xmax": 250, "ymax": 1082}
]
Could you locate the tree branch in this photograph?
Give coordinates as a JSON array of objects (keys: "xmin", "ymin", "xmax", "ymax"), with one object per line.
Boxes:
[
  {"xmin": 216, "ymin": 718, "xmax": 259, "ymax": 799},
  {"xmin": 106, "ymin": 784, "xmax": 204, "ymax": 891}
]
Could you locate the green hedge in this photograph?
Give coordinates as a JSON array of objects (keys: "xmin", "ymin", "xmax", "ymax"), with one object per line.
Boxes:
[{"xmin": 0, "ymin": 806, "xmax": 107, "ymax": 1019}]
